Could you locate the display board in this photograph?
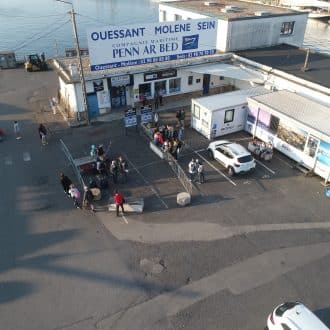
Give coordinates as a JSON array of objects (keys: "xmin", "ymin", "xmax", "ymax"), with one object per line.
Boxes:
[{"xmin": 87, "ymin": 19, "xmax": 218, "ymax": 71}]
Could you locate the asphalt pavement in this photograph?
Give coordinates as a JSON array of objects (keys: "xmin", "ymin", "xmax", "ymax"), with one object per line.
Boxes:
[{"xmin": 1, "ymin": 67, "xmax": 330, "ymax": 330}]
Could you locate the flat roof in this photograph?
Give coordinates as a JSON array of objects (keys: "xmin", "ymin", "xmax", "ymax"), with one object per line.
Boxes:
[
  {"xmin": 249, "ymin": 90, "xmax": 330, "ymax": 137},
  {"xmin": 161, "ymin": 0, "xmax": 304, "ymax": 20},
  {"xmin": 236, "ymin": 44, "xmax": 330, "ymax": 88},
  {"xmin": 193, "ymin": 87, "xmax": 269, "ymax": 110}
]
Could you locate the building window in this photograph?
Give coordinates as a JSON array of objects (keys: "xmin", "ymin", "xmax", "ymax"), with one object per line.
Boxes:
[
  {"xmin": 193, "ymin": 104, "xmax": 200, "ymax": 119},
  {"xmin": 224, "ymin": 109, "xmax": 234, "ymax": 123},
  {"xmin": 169, "ymin": 78, "xmax": 181, "ymax": 93},
  {"xmin": 154, "ymin": 80, "xmax": 166, "ymax": 95},
  {"xmin": 196, "ymin": 78, "xmax": 201, "ymax": 83},
  {"xmin": 174, "ymin": 14, "xmax": 182, "ymax": 21},
  {"xmin": 160, "ymin": 10, "xmax": 166, "ymax": 21},
  {"xmin": 281, "ymin": 21, "xmax": 295, "ymax": 35},
  {"xmin": 139, "ymin": 83, "xmax": 151, "ymax": 98},
  {"xmin": 188, "ymin": 76, "xmax": 193, "ymax": 85}
]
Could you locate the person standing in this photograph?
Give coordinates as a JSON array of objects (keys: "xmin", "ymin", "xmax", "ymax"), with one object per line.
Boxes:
[
  {"xmin": 197, "ymin": 161, "xmax": 205, "ymax": 184},
  {"xmin": 114, "ymin": 190, "xmax": 125, "ymax": 217},
  {"xmin": 118, "ymin": 156, "xmax": 128, "ymax": 183},
  {"xmin": 188, "ymin": 159, "xmax": 196, "ymax": 182},
  {"xmin": 60, "ymin": 173, "xmax": 72, "ymax": 196},
  {"xmin": 110, "ymin": 160, "xmax": 118, "ymax": 184},
  {"xmin": 13, "ymin": 121, "xmax": 21, "ymax": 140},
  {"xmin": 69, "ymin": 184, "xmax": 81, "ymax": 209}
]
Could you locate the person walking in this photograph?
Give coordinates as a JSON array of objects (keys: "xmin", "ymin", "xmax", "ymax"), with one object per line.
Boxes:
[
  {"xmin": 13, "ymin": 121, "xmax": 21, "ymax": 140},
  {"xmin": 188, "ymin": 159, "xmax": 196, "ymax": 182},
  {"xmin": 83, "ymin": 186, "xmax": 95, "ymax": 212},
  {"xmin": 197, "ymin": 161, "xmax": 205, "ymax": 184},
  {"xmin": 114, "ymin": 190, "xmax": 125, "ymax": 217},
  {"xmin": 69, "ymin": 184, "xmax": 81, "ymax": 209},
  {"xmin": 38, "ymin": 124, "xmax": 48, "ymax": 145},
  {"xmin": 60, "ymin": 173, "xmax": 72, "ymax": 196}
]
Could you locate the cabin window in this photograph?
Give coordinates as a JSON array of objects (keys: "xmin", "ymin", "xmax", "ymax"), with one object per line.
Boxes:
[
  {"xmin": 280, "ymin": 21, "xmax": 295, "ymax": 35},
  {"xmin": 193, "ymin": 104, "xmax": 200, "ymax": 119},
  {"xmin": 169, "ymin": 78, "xmax": 181, "ymax": 93},
  {"xmin": 139, "ymin": 83, "xmax": 151, "ymax": 97},
  {"xmin": 224, "ymin": 109, "xmax": 234, "ymax": 123},
  {"xmin": 188, "ymin": 76, "xmax": 193, "ymax": 85},
  {"xmin": 160, "ymin": 10, "xmax": 167, "ymax": 21},
  {"xmin": 154, "ymin": 80, "xmax": 166, "ymax": 95}
]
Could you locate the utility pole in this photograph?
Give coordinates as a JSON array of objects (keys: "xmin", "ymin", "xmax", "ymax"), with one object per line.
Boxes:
[{"xmin": 56, "ymin": 0, "xmax": 90, "ymax": 125}]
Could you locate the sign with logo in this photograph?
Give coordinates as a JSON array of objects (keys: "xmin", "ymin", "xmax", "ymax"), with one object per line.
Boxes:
[
  {"xmin": 87, "ymin": 19, "xmax": 218, "ymax": 71},
  {"xmin": 124, "ymin": 108, "xmax": 137, "ymax": 127},
  {"xmin": 111, "ymin": 75, "xmax": 131, "ymax": 87},
  {"xmin": 141, "ymin": 107, "xmax": 153, "ymax": 125},
  {"xmin": 144, "ymin": 69, "xmax": 177, "ymax": 82},
  {"xmin": 97, "ymin": 90, "xmax": 111, "ymax": 109},
  {"xmin": 93, "ymin": 80, "xmax": 104, "ymax": 92}
]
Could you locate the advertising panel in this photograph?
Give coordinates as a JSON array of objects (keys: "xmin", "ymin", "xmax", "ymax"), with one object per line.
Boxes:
[
  {"xmin": 141, "ymin": 107, "xmax": 153, "ymax": 125},
  {"xmin": 124, "ymin": 108, "xmax": 137, "ymax": 127},
  {"xmin": 317, "ymin": 141, "xmax": 330, "ymax": 166},
  {"xmin": 87, "ymin": 19, "xmax": 218, "ymax": 71}
]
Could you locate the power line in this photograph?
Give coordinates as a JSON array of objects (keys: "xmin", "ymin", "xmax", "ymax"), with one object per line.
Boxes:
[
  {"xmin": 0, "ymin": 13, "xmax": 65, "ymax": 18},
  {"xmin": 13, "ymin": 19, "xmax": 71, "ymax": 52}
]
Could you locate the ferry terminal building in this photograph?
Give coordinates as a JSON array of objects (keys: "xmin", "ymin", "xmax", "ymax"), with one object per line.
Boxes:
[{"xmin": 52, "ymin": 0, "xmax": 330, "ymax": 182}]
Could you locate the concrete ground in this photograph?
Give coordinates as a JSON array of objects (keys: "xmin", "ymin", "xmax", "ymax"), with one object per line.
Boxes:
[{"xmin": 1, "ymin": 67, "xmax": 330, "ymax": 330}]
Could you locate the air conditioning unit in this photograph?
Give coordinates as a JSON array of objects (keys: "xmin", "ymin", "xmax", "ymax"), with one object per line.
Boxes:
[{"xmin": 255, "ymin": 11, "xmax": 271, "ymax": 16}]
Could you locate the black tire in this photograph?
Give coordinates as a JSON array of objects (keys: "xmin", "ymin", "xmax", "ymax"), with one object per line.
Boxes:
[
  {"xmin": 228, "ymin": 166, "xmax": 235, "ymax": 177},
  {"xmin": 208, "ymin": 149, "xmax": 214, "ymax": 160}
]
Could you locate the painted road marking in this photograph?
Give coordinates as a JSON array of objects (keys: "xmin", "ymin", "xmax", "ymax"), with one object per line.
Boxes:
[
  {"xmin": 23, "ymin": 152, "xmax": 31, "ymax": 162},
  {"xmin": 122, "ymin": 215, "xmax": 128, "ymax": 224},
  {"xmin": 5, "ymin": 155, "xmax": 13, "ymax": 165},
  {"xmin": 194, "ymin": 150, "xmax": 237, "ymax": 186},
  {"xmin": 255, "ymin": 159, "xmax": 275, "ymax": 175},
  {"xmin": 123, "ymin": 153, "xmax": 169, "ymax": 210}
]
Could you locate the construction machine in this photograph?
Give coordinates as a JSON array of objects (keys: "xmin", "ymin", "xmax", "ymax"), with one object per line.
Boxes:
[{"xmin": 24, "ymin": 54, "xmax": 48, "ymax": 72}]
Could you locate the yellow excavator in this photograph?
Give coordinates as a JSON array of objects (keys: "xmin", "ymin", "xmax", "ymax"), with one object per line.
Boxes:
[{"xmin": 24, "ymin": 54, "xmax": 48, "ymax": 72}]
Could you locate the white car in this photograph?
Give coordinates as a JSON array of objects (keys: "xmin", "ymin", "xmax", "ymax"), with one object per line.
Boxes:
[
  {"xmin": 207, "ymin": 140, "xmax": 256, "ymax": 176},
  {"xmin": 266, "ymin": 302, "xmax": 330, "ymax": 330}
]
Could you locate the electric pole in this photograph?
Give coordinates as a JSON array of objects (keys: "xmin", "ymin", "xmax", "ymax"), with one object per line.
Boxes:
[{"xmin": 56, "ymin": 0, "xmax": 90, "ymax": 125}]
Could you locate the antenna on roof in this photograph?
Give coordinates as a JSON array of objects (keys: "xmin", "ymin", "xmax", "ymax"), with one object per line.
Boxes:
[{"xmin": 301, "ymin": 48, "xmax": 310, "ymax": 72}]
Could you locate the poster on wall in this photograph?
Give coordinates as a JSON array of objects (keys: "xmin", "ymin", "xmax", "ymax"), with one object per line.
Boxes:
[
  {"xmin": 97, "ymin": 90, "xmax": 111, "ymax": 109},
  {"xmin": 277, "ymin": 121, "xmax": 307, "ymax": 151},
  {"xmin": 317, "ymin": 141, "xmax": 330, "ymax": 166},
  {"xmin": 87, "ymin": 19, "xmax": 218, "ymax": 71}
]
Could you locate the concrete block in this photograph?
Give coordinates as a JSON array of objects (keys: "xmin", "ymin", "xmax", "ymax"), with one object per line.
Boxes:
[{"xmin": 177, "ymin": 192, "xmax": 191, "ymax": 206}]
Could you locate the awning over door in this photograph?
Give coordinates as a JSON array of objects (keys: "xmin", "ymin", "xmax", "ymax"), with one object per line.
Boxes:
[{"xmin": 184, "ymin": 63, "xmax": 265, "ymax": 84}]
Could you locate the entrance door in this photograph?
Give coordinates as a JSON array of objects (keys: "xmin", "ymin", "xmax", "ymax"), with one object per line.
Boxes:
[
  {"xmin": 87, "ymin": 94, "xmax": 99, "ymax": 119},
  {"xmin": 111, "ymin": 86, "xmax": 126, "ymax": 108},
  {"xmin": 203, "ymin": 74, "xmax": 210, "ymax": 95}
]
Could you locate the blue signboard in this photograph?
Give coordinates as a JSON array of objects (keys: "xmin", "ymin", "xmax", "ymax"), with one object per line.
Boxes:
[
  {"xmin": 124, "ymin": 108, "xmax": 137, "ymax": 128},
  {"xmin": 141, "ymin": 107, "xmax": 153, "ymax": 125}
]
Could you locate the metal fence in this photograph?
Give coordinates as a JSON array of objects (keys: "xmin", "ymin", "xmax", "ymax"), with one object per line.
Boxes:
[
  {"xmin": 60, "ymin": 139, "xmax": 86, "ymax": 193},
  {"xmin": 141, "ymin": 124, "xmax": 193, "ymax": 195}
]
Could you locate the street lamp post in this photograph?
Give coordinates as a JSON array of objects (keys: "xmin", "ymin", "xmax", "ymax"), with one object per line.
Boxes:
[{"xmin": 55, "ymin": 0, "xmax": 90, "ymax": 125}]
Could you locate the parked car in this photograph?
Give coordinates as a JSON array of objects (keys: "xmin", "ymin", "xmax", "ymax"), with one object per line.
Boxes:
[
  {"xmin": 266, "ymin": 301, "xmax": 330, "ymax": 330},
  {"xmin": 207, "ymin": 140, "xmax": 256, "ymax": 176}
]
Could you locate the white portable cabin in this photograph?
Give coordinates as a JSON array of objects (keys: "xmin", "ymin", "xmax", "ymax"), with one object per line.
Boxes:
[
  {"xmin": 246, "ymin": 90, "xmax": 330, "ymax": 183},
  {"xmin": 191, "ymin": 87, "xmax": 270, "ymax": 140}
]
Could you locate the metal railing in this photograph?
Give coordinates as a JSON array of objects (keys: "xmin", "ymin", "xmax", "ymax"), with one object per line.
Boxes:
[
  {"xmin": 141, "ymin": 124, "xmax": 193, "ymax": 195},
  {"xmin": 60, "ymin": 139, "xmax": 86, "ymax": 193}
]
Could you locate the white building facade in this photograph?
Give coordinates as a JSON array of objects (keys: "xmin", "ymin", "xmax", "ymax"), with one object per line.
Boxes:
[{"xmin": 159, "ymin": 1, "xmax": 308, "ymax": 52}]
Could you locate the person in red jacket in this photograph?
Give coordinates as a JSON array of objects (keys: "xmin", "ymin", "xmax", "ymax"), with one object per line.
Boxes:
[{"xmin": 114, "ymin": 190, "xmax": 125, "ymax": 216}]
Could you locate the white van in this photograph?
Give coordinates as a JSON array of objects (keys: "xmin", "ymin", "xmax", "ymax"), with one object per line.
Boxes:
[{"xmin": 266, "ymin": 302, "xmax": 330, "ymax": 330}]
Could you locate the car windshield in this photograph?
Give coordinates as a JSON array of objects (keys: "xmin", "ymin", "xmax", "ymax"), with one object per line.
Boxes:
[
  {"xmin": 275, "ymin": 302, "xmax": 300, "ymax": 316},
  {"xmin": 238, "ymin": 155, "xmax": 253, "ymax": 163}
]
